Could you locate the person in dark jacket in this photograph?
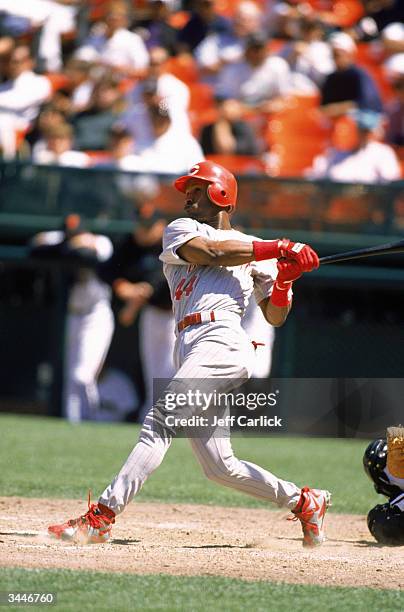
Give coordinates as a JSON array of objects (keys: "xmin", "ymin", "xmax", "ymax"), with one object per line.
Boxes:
[
  {"xmin": 320, "ymin": 32, "xmax": 383, "ymax": 118},
  {"xmin": 100, "ymin": 203, "xmax": 175, "ymax": 423},
  {"xmin": 200, "ymin": 96, "xmax": 260, "ymax": 156}
]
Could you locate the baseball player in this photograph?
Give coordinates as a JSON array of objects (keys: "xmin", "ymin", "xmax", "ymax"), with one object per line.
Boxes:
[
  {"xmin": 364, "ymin": 436, "xmax": 404, "ymax": 546},
  {"xmin": 31, "ymin": 214, "xmax": 114, "ymax": 422},
  {"xmin": 100, "ymin": 207, "xmax": 175, "ymax": 423},
  {"xmin": 48, "ymin": 161, "xmax": 331, "ymax": 547}
]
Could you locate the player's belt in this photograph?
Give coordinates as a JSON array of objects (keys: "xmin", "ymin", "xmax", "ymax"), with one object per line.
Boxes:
[{"xmin": 177, "ymin": 311, "xmax": 216, "ymax": 332}]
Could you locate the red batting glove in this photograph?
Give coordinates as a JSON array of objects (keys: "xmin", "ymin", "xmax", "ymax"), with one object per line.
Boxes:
[
  {"xmin": 276, "ymin": 260, "xmax": 303, "ymax": 283},
  {"xmin": 253, "ymin": 239, "xmax": 319, "ymax": 272},
  {"xmin": 270, "ymin": 261, "xmax": 303, "ymax": 308}
]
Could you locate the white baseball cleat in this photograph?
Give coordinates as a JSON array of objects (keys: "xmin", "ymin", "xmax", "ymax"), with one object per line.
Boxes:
[{"xmin": 291, "ymin": 487, "xmax": 332, "ymax": 547}]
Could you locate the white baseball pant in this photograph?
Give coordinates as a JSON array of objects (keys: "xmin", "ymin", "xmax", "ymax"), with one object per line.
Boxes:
[
  {"xmin": 99, "ymin": 315, "xmax": 301, "ymax": 514},
  {"xmin": 138, "ymin": 305, "xmax": 176, "ymax": 423},
  {"xmin": 64, "ymin": 303, "xmax": 114, "ymax": 422}
]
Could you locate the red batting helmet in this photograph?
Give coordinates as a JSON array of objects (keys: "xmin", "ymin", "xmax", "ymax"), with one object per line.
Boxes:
[{"xmin": 174, "ymin": 160, "xmax": 238, "ymax": 208}]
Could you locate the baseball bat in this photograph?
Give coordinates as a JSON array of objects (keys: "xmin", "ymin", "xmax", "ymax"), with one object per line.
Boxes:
[{"xmin": 319, "ymin": 239, "xmax": 404, "ymax": 265}]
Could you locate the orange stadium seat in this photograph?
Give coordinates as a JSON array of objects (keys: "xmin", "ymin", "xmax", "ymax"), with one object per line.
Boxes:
[
  {"xmin": 188, "ymin": 82, "xmax": 217, "ymax": 136},
  {"xmin": 355, "ymin": 43, "xmax": 393, "ymax": 103},
  {"xmin": 165, "ymin": 55, "xmax": 200, "ymax": 84},
  {"xmin": 206, "ymin": 154, "xmax": 266, "ymax": 174},
  {"xmin": 265, "ymin": 95, "xmax": 331, "ymax": 177},
  {"xmin": 45, "ymin": 73, "xmax": 70, "ymax": 93},
  {"xmin": 324, "ymin": 194, "xmax": 372, "ymax": 225},
  {"xmin": 88, "ymin": 0, "xmax": 108, "ymax": 21},
  {"xmin": 306, "ymin": 0, "xmax": 364, "ymax": 27}
]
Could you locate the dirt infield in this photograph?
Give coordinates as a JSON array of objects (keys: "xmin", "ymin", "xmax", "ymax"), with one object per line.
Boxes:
[{"xmin": 0, "ymin": 497, "xmax": 403, "ymax": 589}]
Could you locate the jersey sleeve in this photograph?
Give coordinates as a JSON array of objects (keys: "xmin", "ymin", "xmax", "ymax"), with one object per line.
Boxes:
[
  {"xmin": 94, "ymin": 235, "xmax": 113, "ymax": 262},
  {"xmin": 250, "ymin": 258, "xmax": 278, "ymax": 304},
  {"xmin": 159, "ymin": 218, "xmax": 202, "ymax": 265}
]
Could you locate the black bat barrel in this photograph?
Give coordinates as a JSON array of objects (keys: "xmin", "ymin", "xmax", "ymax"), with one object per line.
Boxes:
[{"xmin": 319, "ymin": 240, "xmax": 404, "ymax": 265}]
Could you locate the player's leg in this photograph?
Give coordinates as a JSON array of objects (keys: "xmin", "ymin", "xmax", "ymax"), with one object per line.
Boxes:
[
  {"xmin": 138, "ymin": 305, "xmax": 176, "ymax": 423},
  {"xmin": 188, "ymin": 426, "xmax": 330, "ymax": 546},
  {"xmin": 241, "ymin": 301, "xmax": 275, "ymax": 378},
  {"xmin": 187, "ymin": 403, "xmax": 301, "ymax": 509},
  {"xmin": 64, "ymin": 306, "xmax": 114, "ymax": 421}
]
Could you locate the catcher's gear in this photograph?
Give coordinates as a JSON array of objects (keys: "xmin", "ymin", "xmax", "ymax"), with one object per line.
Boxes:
[
  {"xmin": 387, "ymin": 425, "xmax": 404, "ymax": 478},
  {"xmin": 174, "ymin": 161, "xmax": 237, "ymax": 208},
  {"xmin": 367, "ymin": 495, "xmax": 404, "ymax": 546},
  {"xmin": 363, "ymin": 438, "xmax": 403, "ymax": 498}
]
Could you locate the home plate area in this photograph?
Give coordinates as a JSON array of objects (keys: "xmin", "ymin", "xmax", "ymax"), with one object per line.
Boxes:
[{"xmin": 0, "ymin": 497, "xmax": 402, "ymax": 589}]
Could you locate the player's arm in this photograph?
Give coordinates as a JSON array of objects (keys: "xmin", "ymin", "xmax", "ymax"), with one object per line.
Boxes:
[
  {"xmin": 177, "ymin": 237, "xmax": 319, "ymax": 269},
  {"xmin": 177, "ymin": 237, "xmax": 254, "ymax": 266},
  {"xmin": 258, "ymin": 297, "xmax": 291, "ymax": 327},
  {"xmin": 258, "ymin": 260, "xmax": 306, "ymax": 327}
]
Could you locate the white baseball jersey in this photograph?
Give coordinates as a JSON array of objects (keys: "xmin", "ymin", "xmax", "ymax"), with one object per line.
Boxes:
[
  {"xmin": 100, "ymin": 216, "xmax": 303, "ymax": 517},
  {"xmin": 159, "ymin": 217, "xmax": 278, "ymax": 324}
]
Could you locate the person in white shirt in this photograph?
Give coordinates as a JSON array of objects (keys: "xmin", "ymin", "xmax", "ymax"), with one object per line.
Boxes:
[
  {"xmin": 33, "ymin": 123, "xmax": 90, "ymax": 167},
  {"xmin": 280, "ymin": 20, "xmax": 335, "ymax": 87},
  {"xmin": 0, "ymin": 0, "xmax": 79, "ymax": 72},
  {"xmin": 0, "ymin": 45, "xmax": 51, "ymax": 158},
  {"xmin": 31, "ymin": 214, "xmax": 114, "ymax": 423},
  {"xmin": 123, "ymin": 46, "xmax": 191, "ymax": 153},
  {"xmin": 195, "ymin": 1, "xmax": 263, "ymax": 84},
  {"xmin": 76, "ymin": 0, "xmax": 149, "ymax": 78},
  {"xmin": 307, "ymin": 110, "xmax": 401, "ymax": 184},
  {"xmin": 121, "ymin": 103, "xmax": 204, "ymax": 174},
  {"xmin": 63, "ymin": 58, "xmax": 95, "ymax": 114},
  {"xmin": 215, "ymin": 32, "xmax": 317, "ymax": 110}
]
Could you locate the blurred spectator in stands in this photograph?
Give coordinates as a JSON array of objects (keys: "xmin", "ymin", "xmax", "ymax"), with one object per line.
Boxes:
[
  {"xmin": 123, "ymin": 46, "xmax": 190, "ymax": 152},
  {"xmin": 76, "ymin": 0, "xmax": 149, "ymax": 79},
  {"xmin": 102, "ymin": 124, "xmax": 135, "ymax": 166},
  {"xmin": 280, "ymin": 19, "xmax": 335, "ymax": 87},
  {"xmin": 384, "ymin": 54, "xmax": 404, "ymax": 146},
  {"xmin": 177, "ymin": 0, "xmax": 231, "ymax": 53},
  {"xmin": 320, "ymin": 32, "xmax": 383, "ymax": 117},
  {"xmin": 121, "ymin": 103, "xmax": 203, "ymax": 173},
  {"xmin": 306, "ymin": 110, "xmax": 401, "ymax": 183},
  {"xmin": 0, "ymin": 45, "xmax": 51, "ymax": 159},
  {"xmin": 30, "ymin": 214, "xmax": 114, "ymax": 422},
  {"xmin": 0, "ymin": 0, "xmax": 79, "ymax": 72},
  {"xmin": 215, "ymin": 32, "xmax": 317, "ymax": 111},
  {"xmin": 381, "ymin": 22, "xmax": 404, "ymax": 55},
  {"xmin": 63, "ymin": 58, "xmax": 95, "ymax": 114},
  {"xmin": 72, "ymin": 73, "xmax": 127, "ymax": 151},
  {"xmin": 44, "ymin": 59, "xmax": 95, "ymax": 122},
  {"xmin": 101, "ymin": 204, "xmax": 175, "ymax": 423},
  {"xmin": 33, "ymin": 122, "xmax": 90, "ymax": 167},
  {"xmin": 200, "ymin": 96, "xmax": 260, "ymax": 155},
  {"xmin": 0, "ymin": 36, "xmax": 14, "ymax": 83},
  {"xmin": 135, "ymin": 0, "xmax": 178, "ymax": 56},
  {"xmin": 194, "ymin": 1, "xmax": 262, "ymax": 84},
  {"xmin": 265, "ymin": 0, "xmax": 315, "ymax": 39},
  {"xmin": 26, "ymin": 104, "xmax": 67, "ymax": 153},
  {"xmin": 361, "ymin": 1, "xmax": 402, "ymax": 33}
]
